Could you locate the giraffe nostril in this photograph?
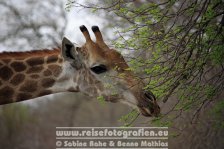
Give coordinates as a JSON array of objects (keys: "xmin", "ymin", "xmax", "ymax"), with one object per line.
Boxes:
[
  {"xmin": 150, "ymin": 107, "xmax": 154, "ymax": 113},
  {"xmin": 144, "ymin": 91, "xmax": 156, "ymax": 102}
]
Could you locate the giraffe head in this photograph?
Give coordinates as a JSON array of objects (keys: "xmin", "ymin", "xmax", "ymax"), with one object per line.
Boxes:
[{"xmin": 61, "ymin": 25, "xmax": 160, "ymax": 117}]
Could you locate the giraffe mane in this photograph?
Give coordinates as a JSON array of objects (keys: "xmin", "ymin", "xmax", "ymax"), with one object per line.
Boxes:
[{"xmin": 0, "ymin": 48, "xmax": 60, "ymax": 59}]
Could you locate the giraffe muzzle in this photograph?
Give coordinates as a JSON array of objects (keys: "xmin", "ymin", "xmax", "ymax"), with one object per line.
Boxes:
[{"xmin": 138, "ymin": 91, "xmax": 160, "ymax": 117}]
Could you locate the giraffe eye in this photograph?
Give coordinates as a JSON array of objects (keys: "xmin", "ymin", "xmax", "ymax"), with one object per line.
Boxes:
[{"xmin": 90, "ymin": 64, "xmax": 107, "ymax": 74}]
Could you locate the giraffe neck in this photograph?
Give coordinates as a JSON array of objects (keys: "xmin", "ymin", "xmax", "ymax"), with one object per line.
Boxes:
[{"xmin": 0, "ymin": 49, "xmax": 79, "ymax": 105}]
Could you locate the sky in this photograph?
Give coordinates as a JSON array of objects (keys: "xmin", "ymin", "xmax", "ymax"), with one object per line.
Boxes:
[
  {"xmin": 65, "ymin": 1, "xmax": 105, "ymax": 44},
  {"xmin": 63, "ymin": 0, "xmax": 118, "ymax": 48},
  {"xmin": 0, "ymin": 0, "xmax": 116, "ymax": 52}
]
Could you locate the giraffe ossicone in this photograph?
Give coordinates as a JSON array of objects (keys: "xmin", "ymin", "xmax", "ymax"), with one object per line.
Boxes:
[{"xmin": 0, "ymin": 25, "xmax": 160, "ymax": 117}]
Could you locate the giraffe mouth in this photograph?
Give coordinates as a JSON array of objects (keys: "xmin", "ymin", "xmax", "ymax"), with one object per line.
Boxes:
[{"xmin": 138, "ymin": 105, "xmax": 160, "ymax": 117}]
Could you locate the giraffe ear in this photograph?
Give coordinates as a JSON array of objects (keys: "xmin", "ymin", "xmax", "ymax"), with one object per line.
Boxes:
[
  {"xmin": 62, "ymin": 37, "xmax": 77, "ymax": 61},
  {"xmin": 62, "ymin": 37, "xmax": 83, "ymax": 69}
]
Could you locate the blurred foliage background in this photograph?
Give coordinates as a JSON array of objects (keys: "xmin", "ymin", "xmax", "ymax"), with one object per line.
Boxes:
[{"xmin": 0, "ymin": 0, "xmax": 224, "ymax": 148}]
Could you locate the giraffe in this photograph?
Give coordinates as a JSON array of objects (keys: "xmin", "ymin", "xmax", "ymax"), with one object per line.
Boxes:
[{"xmin": 0, "ymin": 25, "xmax": 160, "ymax": 117}]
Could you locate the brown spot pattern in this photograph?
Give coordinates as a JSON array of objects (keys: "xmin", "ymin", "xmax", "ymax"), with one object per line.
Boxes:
[
  {"xmin": 46, "ymin": 55, "xmax": 58, "ymax": 63},
  {"xmin": 27, "ymin": 66, "xmax": 43, "ymax": 74},
  {"xmin": 10, "ymin": 74, "xmax": 25, "ymax": 86},
  {"xmin": 41, "ymin": 78, "xmax": 55, "ymax": 88},
  {"xmin": 2, "ymin": 59, "xmax": 11, "ymax": 64},
  {"xmin": 30, "ymin": 74, "xmax": 39, "ymax": 79},
  {"xmin": 48, "ymin": 65, "xmax": 62, "ymax": 77},
  {"xmin": 0, "ymin": 86, "xmax": 14, "ymax": 104},
  {"xmin": 20, "ymin": 80, "xmax": 38, "ymax": 92},
  {"xmin": 10, "ymin": 62, "xmax": 26, "ymax": 72},
  {"xmin": 0, "ymin": 49, "xmax": 60, "ymax": 59},
  {"xmin": 58, "ymin": 58, "xmax": 63, "ymax": 63},
  {"xmin": 43, "ymin": 69, "xmax": 52, "ymax": 76},
  {"xmin": 26, "ymin": 57, "xmax": 44, "ymax": 66},
  {"xmin": 16, "ymin": 93, "xmax": 32, "ymax": 101},
  {"xmin": 0, "ymin": 66, "xmax": 13, "ymax": 81},
  {"xmin": 38, "ymin": 90, "xmax": 52, "ymax": 96}
]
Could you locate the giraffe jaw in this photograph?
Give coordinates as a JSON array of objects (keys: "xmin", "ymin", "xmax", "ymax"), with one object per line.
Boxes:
[{"xmin": 116, "ymin": 90, "xmax": 161, "ymax": 117}]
